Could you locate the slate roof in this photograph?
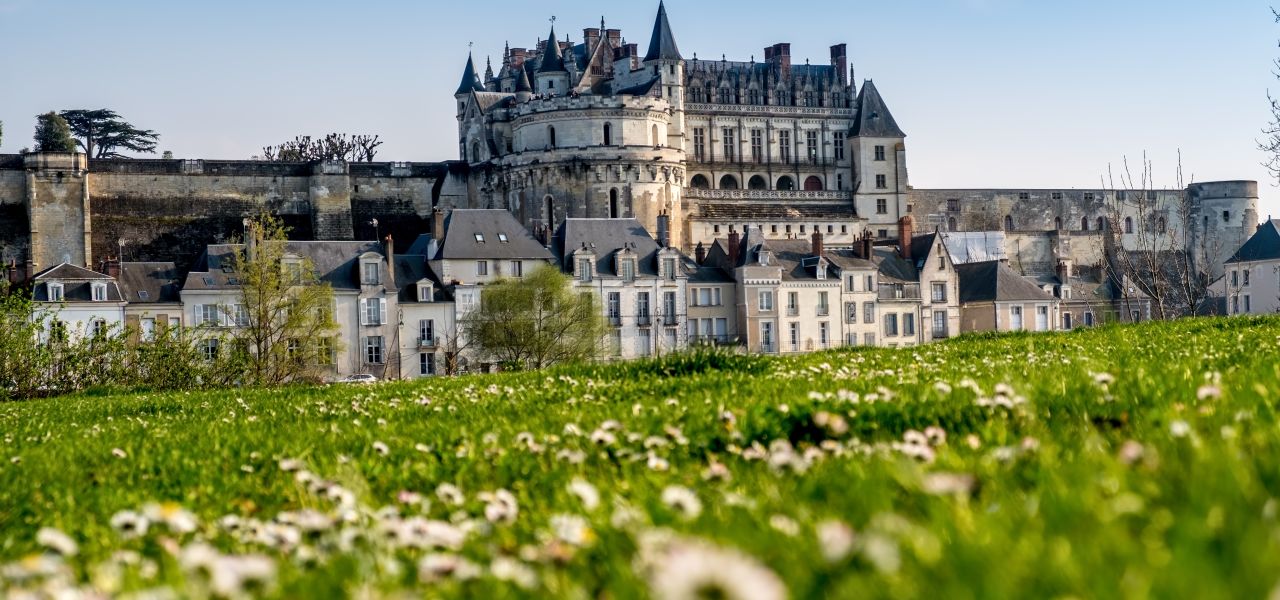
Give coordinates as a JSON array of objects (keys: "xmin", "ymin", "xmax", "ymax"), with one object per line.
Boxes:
[
  {"xmin": 643, "ymin": 1, "xmax": 682, "ymax": 62},
  {"xmin": 955, "ymin": 260, "xmax": 1056, "ymax": 303},
  {"xmin": 538, "ymin": 27, "xmax": 567, "ymax": 73},
  {"xmin": 474, "ymin": 92, "xmax": 516, "ymax": 114},
  {"xmin": 32, "ymin": 263, "xmax": 123, "ymax": 303},
  {"xmin": 1225, "ymin": 220, "xmax": 1280, "ymax": 264},
  {"xmin": 764, "ymin": 239, "xmax": 832, "ymax": 281},
  {"xmin": 851, "ymin": 80, "xmax": 905, "ymax": 138},
  {"xmin": 183, "ymin": 241, "xmax": 385, "ymax": 292},
  {"xmin": 825, "ymin": 249, "xmax": 877, "ymax": 272},
  {"xmin": 118, "ymin": 262, "xmax": 181, "ymax": 303},
  {"xmin": 554, "ymin": 218, "xmax": 662, "ymax": 277},
  {"xmin": 456, "ymin": 53, "xmax": 486, "ymax": 95},
  {"xmin": 874, "ymin": 247, "xmax": 918, "ymax": 284},
  {"xmin": 437, "ymin": 209, "xmax": 554, "ymax": 261},
  {"xmin": 615, "ymin": 76, "xmax": 661, "ymax": 97},
  {"xmin": 514, "ymin": 65, "xmax": 533, "ymax": 93}
]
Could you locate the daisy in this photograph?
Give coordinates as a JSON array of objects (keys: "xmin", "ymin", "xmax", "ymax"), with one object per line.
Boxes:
[
  {"xmin": 35, "ymin": 527, "xmax": 78, "ymax": 557},
  {"xmin": 815, "ymin": 520, "xmax": 855, "ymax": 563},
  {"xmin": 549, "ymin": 514, "xmax": 593, "ymax": 546},
  {"xmin": 110, "ymin": 510, "xmax": 150, "ymax": 539},
  {"xmin": 567, "ymin": 479, "xmax": 601, "ymax": 511},
  {"xmin": 372, "ymin": 441, "xmax": 390, "ymax": 456},
  {"xmin": 660, "ymin": 486, "xmax": 702, "ymax": 520},
  {"xmin": 436, "ymin": 483, "xmax": 465, "ymax": 506},
  {"xmin": 418, "ymin": 553, "xmax": 481, "ymax": 583},
  {"xmin": 642, "ymin": 535, "xmax": 786, "ymax": 600}
]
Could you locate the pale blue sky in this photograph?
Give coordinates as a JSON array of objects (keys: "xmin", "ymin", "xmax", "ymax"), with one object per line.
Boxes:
[{"xmin": 2, "ymin": 0, "xmax": 1278, "ymax": 221}]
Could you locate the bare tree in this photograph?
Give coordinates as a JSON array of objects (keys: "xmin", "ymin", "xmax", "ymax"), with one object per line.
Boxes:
[{"xmin": 262, "ymin": 133, "xmax": 383, "ymax": 162}]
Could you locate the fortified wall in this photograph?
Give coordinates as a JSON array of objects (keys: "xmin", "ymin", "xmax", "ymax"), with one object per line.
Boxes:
[{"xmin": 0, "ymin": 153, "xmax": 471, "ymax": 273}]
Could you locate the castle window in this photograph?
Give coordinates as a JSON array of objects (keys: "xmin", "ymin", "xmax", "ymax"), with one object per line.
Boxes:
[
  {"xmin": 876, "ymin": 199, "xmax": 888, "ymax": 215},
  {"xmin": 750, "ymin": 130, "xmax": 763, "ymax": 163},
  {"xmin": 690, "ymin": 174, "xmax": 710, "ymax": 189},
  {"xmin": 875, "ymin": 174, "xmax": 887, "ymax": 189},
  {"xmin": 779, "ymin": 131, "xmax": 792, "ymax": 163},
  {"xmin": 1098, "ymin": 217, "xmax": 1105, "ymax": 231},
  {"xmin": 692, "ymin": 128, "xmax": 706, "ymax": 161},
  {"xmin": 722, "ymin": 128, "xmax": 736, "ymax": 161},
  {"xmin": 833, "ymin": 132, "xmax": 845, "ymax": 161},
  {"xmin": 1052, "ymin": 192, "xmax": 1063, "ymax": 200},
  {"xmin": 652, "ymin": 125, "xmax": 661, "ymax": 147},
  {"xmin": 471, "ymin": 141, "xmax": 480, "ymax": 162},
  {"xmin": 1082, "ymin": 217, "xmax": 1090, "ymax": 231},
  {"xmin": 1124, "ymin": 217, "xmax": 1134, "ymax": 234},
  {"xmin": 1158, "ymin": 217, "xmax": 1167, "ymax": 234},
  {"xmin": 1223, "ymin": 210, "xmax": 1230, "ymax": 222},
  {"xmin": 47, "ymin": 282, "xmax": 63, "ymax": 302},
  {"xmin": 947, "ymin": 199, "xmax": 960, "ymax": 211},
  {"xmin": 1018, "ymin": 192, "xmax": 1030, "ymax": 200},
  {"xmin": 804, "ymin": 176, "xmax": 824, "ymax": 191},
  {"xmin": 1054, "ymin": 217, "xmax": 1062, "ymax": 231},
  {"xmin": 748, "ymin": 89, "xmax": 761, "ymax": 105},
  {"xmin": 548, "ymin": 126, "xmax": 556, "ymax": 148},
  {"xmin": 748, "ymin": 175, "xmax": 768, "ymax": 190},
  {"xmin": 719, "ymin": 175, "xmax": 739, "ymax": 190},
  {"xmin": 777, "ymin": 176, "xmax": 795, "ymax": 191},
  {"xmin": 1004, "ymin": 215, "xmax": 1014, "ymax": 231},
  {"xmin": 948, "ymin": 217, "xmax": 957, "ymax": 232},
  {"xmin": 806, "ymin": 131, "xmax": 819, "ymax": 164},
  {"xmin": 874, "ymin": 145, "xmax": 886, "ymax": 161},
  {"xmin": 91, "ymin": 282, "xmax": 107, "ymax": 302},
  {"xmin": 1084, "ymin": 192, "xmax": 1095, "ymax": 201},
  {"xmin": 603, "ymin": 123, "xmax": 612, "ymax": 146}
]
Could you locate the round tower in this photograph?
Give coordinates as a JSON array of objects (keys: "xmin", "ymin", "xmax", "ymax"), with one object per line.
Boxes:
[{"xmin": 1187, "ymin": 180, "xmax": 1259, "ymax": 278}]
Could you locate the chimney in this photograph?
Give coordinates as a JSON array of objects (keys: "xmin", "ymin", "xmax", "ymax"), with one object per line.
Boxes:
[
  {"xmin": 244, "ymin": 219, "xmax": 258, "ymax": 263},
  {"xmin": 104, "ymin": 256, "xmax": 120, "ymax": 279},
  {"xmin": 811, "ymin": 231, "xmax": 824, "ymax": 258},
  {"xmin": 728, "ymin": 231, "xmax": 741, "ymax": 266},
  {"xmin": 584, "ymin": 28, "xmax": 600, "ymax": 49},
  {"xmin": 1056, "ymin": 260, "xmax": 1073, "ymax": 281},
  {"xmin": 24, "ymin": 258, "xmax": 34, "ymax": 283},
  {"xmin": 695, "ymin": 242, "xmax": 706, "ymax": 265},
  {"xmin": 861, "ymin": 231, "xmax": 873, "ymax": 261},
  {"xmin": 384, "ymin": 234, "xmax": 396, "ymax": 287},
  {"xmin": 510, "ymin": 48, "xmax": 528, "ymax": 67},
  {"xmin": 898, "ymin": 215, "xmax": 914, "ymax": 261},
  {"xmin": 830, "ymin": 44, "xmax": 848, "ymax": 85},
  {"xmin": 606, "ymin": 29, "xmax": 622, "ymax": 48},
  {"xmin": 656, "ymin": 212, "xmax": 670, "ymax": 248},
  {"xmin": 432, "ymin": 208, "xmax": 446, "ymax": 239}
]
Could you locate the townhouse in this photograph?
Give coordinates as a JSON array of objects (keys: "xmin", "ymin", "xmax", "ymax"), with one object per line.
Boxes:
[
  {"xmin": 954, "ymin": 260, "xmax": 1060, "ymax": 333},
  {"xmin": 1218, "ymin": 219, "xmax": 1280, "ymax": 315},
  {"xmin": 31, "ymin": 263, "xmax": 126, "ymax": 342}
]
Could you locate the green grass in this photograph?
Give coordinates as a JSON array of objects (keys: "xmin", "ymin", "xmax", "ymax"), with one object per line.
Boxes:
[{"xmin": 2, "ymin": 317, "xmax": 1280, "ymax": 598}]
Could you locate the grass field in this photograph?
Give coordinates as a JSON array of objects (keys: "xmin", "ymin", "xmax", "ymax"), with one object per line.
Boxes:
[{"xmin": 2, "ymin": 317, "xmax": 1280, "ymax": 599}]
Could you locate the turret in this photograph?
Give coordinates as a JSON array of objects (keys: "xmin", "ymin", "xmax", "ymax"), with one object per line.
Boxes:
[
  {"xmin": 514, "ymin": 65, "xmax": 533, "ymax": 102},
  {"xmin": 535, "ymin": 26, "xmax": 570, "ymax": 95},
  {"xmin": 454, "ymin": 53, "xmax": 486, "ymax": 98},
  {"xmin": 643, "ymin": 1, "xmax": 686, "ymax": 150}
]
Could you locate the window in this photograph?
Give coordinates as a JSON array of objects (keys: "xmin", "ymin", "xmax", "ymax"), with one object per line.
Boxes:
[
  {"xmin": 932, "ymin": 311, "xmax": 948, "ymax": 338},
  {"xmin": 864, "ymin": 333, "xmax": 876, "ymax": 347},
  {"xmin": 760, "ymin": 322, "xmax": 775, "ymax": 352},
  {"xmin": 931, "ymin": 282, "xmax": 947, "ymax": 303},
  {"xmin": 638, "ymin": 328, "xmax": 652, "ymax": 356},
  {"xmin": 476, "ymin": 260, "xmax": 489, "ymax": 276},
  {"xmin": 91, "ymin": 283, "xmax": 107, "ymax": 302},
  {"xmin": 1004, "ymin": 215, "xmax": 1014, "ymax": 231},
  {"xmin": 864, "ymin": 302, "xmax": 875, "ymax": 324},
  {"xmin": 663, "ymin": 258, "xmax": 676, "ymax": 281},
  {"xmin": 603, "ymin": 123, "xmax": 613, "ymax": 146},
  {"xmin": 817, "ymin": 291, "xmax": 829, "ymax": 315},
  {"xmin": 866, "ymin": 275, "xmax": 875, "ymax": 291},
  {"xmin": 578, "ymin": 258, "xmax": 592, "ymax": 283},
  {"xmin": 420, "ymin": 352, "xmax": 436, "ymax": 376},
  {"xmin": 1035, "ymin": 306, "xmax": 1049, "ymax": 331},
  {"xmin": 1081, "ymin": 217, "xmax": 1090, "ymax": 231},
  {"xmin": 948, "ymin": 217, "xmax": 957, "ymax": 232},
  {"xmin": 1062, "ymin": 313, "xmax": 1073, "ymax": 330},
  {"xmin": 1232, "ymin": 296, "xmax": 1240, "ymax": 314},
  {"xmin": 664, "ymin": 291, "xmax": 677, "ymax": 323},
  {"xmin": 779, "ymin": 131, "xmax": 791, "ymax": 163},
  {"xmin": 511, "ymin": 261, "xmax": 523, "ymax": 278},
  {"xmin": 1231, "ymin": 270, "xmax": 1239, "ymax": 288},
  {"xmin": 1084, "ymin": 312, "xmax": 1095, "ymax": 326},
  {"xmin": 1051, "ymin": 192, "xmax": 1063, "ymax": 200},
  {"xmin": 1223, "ymin": 210, "xmax": 1231, "ymax": 223},
  {"xmin": 876, "ymin": 199, "xmax": 888, "ymax": 214},
  {"xmin": 722, "ymin": 128, "xmax": 736, "ymax": 162},
  {"xmin": 47, "ymin": 283, "xmax": 64, "ymax": 302},
  {"xmin": 874, "ymin": 145, "xmax": 886, "ymax": 161},
  {"xmin": 1010, "ymin": 306, "xmax": 1024, "ymax": 330},
  {"xmin": 1054, "ymin": 217, "xmax": 1062, "ymax": 231},
  {"xmin": 903, "ymin": 313, "xmax": 915, "ymax": 337},
  {"xmin": 837, "ymin": 174, "xmax": 845, "ymax": 190},
  {"xmin": 1243, "ymin": 269, "xmax": 1250, "ymax": 286},
  {"xmin": 846, "ymin": 275, "xmax": 857, "ymax": 293},
  {"xmin": 884, "ymin": 313, "xmax": 899, "ymax": 337},
  {"xmin": 362, "ymin": 261, "xmax": 381, "ymax": 285},
  {"xmin": 89, "ymin": 318, "xmax": 108, "ymax": 338},
  {"xmin": 196, "ymin": 304, "xmax": 220, "ymax": 326},
  {"xmin": 283, "ymin": 261, "xmax": 303, "ymax": 284},
  {"xmin": 693, "ymin": 128, "xmax": 706, "ymax": 161},
  {"xmin": 665, "ymin": 327, "xmax": 678, "ymax": 348},
  {"xmin": 1124, "ymin": 217, "xmax": 1134, "ymax": 234},
  {"xmin": 845, "ymin": 302, "xmax": 858, "ymax": 323},
  {"xmin": 140, "ymin": 318, "xmax": 156, "ymax": 341},
  {"xmin": 548, "ymin": 126, "xmax": 557, "ymax": 147},
  {"xmin": 1243, "ymin": 295, "xmax": 1252, "ymax": 312},
  {"xmin": 361, "ymin": 298, "xmax": 387, "ymax": 326},
  {"xmin": 787, "ymin": 291, "xmax": 799, "ymax": 315},
  {"xmin": 202, "ymin": 338, "xmax": 220, "ymax": 361},
  {"xmin": 1018, "ymin": 192, "xmax": 1030, "ymax": 200},
  {"xmin": 1097, "ymin": 217, "xmax": 1105, "ymax": 231},
  {"xmin": 819, "ymin": 322, "xmax": 830, "ymax": 348},
  {"xmin": 1157, "ymin": 218, "xmax": 1167, "ymax": 234},
  {"xmin": 637, "ymin": 292, "xmax": 651, "ymax": 324},
  {"xmin": 620, "ymin": 259, "xmax": 636, "ymax": 283},
  {"xmin": 751, "ymin": 129, "xmax": 763, "ymax": 163},
  {"xmin": 758, "ymin": 291, "xmax": 774, "ymax": 311},
  {"xmin": 947, "ymin": 199, "xmax": 960, "ymax": 211},
  {"xmin": 806, "ymin": 131, "xmax": 819, "ymax": 164},
  {"xmin": 789, "ymin": 322, "xmax": 800, "ymax": 351},
  {"xmin": 419, "ymin": 319, "xmax": 435, "ymax": 345},
  {"xmin": 1084, "ymin": 192, "xmax": 1095, "ymax": 201},
  {"xmin": 607, "ymin": 292, "xmax": 621, "ymax": 325},
  {"xmin": 365, "ymin": 336, "xmax": 384, "ymax": 364},
  {"xmin": 610, "ymin": 330, "xmax": 622, "ymax": 356},
  {"xmin": 875, "ymin": 174, "xmax": 887, "ymax": 189},
  {"xmin": 833, "ymin": 132, "xmax": 845, "ymax": 161},
  {"xmin": 234, "ymin": 304, "xmax": 250, "ymax": 327}
]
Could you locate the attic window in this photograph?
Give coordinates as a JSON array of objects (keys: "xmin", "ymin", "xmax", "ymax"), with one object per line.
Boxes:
[
  {"xmin": 498, "ymin": 233, "xmax": 509, "ymax": 243},
  {"xmin": 474, "ymin": 233, "xmax": 485, "ymax": 243},
  {"xmin": 91, "ymin": 283, "xmax": 107, "ymax": 302},
  {"xmin": 227, "ymin": 277, "xmax": 240, "ymax": 286},
  {"xmin": 137, "ymin": 290, "xmax": 150, "ymax": 301},
  {"xmin": 203, "ymin": 276, "xmax": 215, "ymax": 286},
  {"xmin": 47, "ymin": 283, "xmax": 64, "ymax": 302}
]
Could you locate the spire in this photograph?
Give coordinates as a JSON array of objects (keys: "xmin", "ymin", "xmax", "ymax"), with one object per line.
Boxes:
[
  {"xmin": 515, "ymin": 65, "xmax": 533, "ymax": 93},
  {"xmin": 850, "ymin": 79, "xmax": 905, "ymax": 138},
  {"xmin": 455, "ymin": 53, "xmax": 486, "ymax": 95},
  {"xmin": 643, "ymin": 1, "xmax": 682, "ymax": 62},
  {"xmin": 484, "ymin": 56, "xmax": 494, "ymax": 81},
  {"xmin": 539, "ymin": 25, "xmax": 567, "ymax": 73}
]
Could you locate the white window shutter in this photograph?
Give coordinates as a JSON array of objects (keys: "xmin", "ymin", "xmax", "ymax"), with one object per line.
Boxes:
[
  {"xmin": 359, "ymin": 299, "xmax": 368, "ymax": 326},
  {"xmin": 379, "ymin": 299, "xmax": 387, "ymax": 325}
]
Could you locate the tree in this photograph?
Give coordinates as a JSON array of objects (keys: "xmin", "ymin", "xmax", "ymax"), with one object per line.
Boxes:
[
  {"xmin": 460, "ymin": 266, "xmax": 606, "ymax": 370},
  {"xmin": 33, "ymin": 112, "xmax": 76, "ymax": 153},
  {"xmin": 262, "ymin": 133, "xmax": 383, "ymax": 162},
  {"xmin": 59, "ymin": 109, "xmax": 159, "ymax": 159},
  {"xmin": 0, "ymin": 120, "xmax": 4, "ymax": 148},
  {"xmin": 1263, "ymin": 9, "xmax": 1280, "ymax": 182},
  {"xmin": 226, "ymin": 214, "xmax": 342, "ymax": 386}
]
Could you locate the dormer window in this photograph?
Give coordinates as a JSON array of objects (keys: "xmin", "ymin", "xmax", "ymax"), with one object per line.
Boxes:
[
  {"xmin": 662, "ymin": 257, "xmax": 677, "ymax": 281},
  {"xmin": 474, "ymin": 233, "xmax": 485, "ymax": 243},
  {"xmin": 283, "ymin": 260, "xmax": 304, "ymax": 284},
  {"xmin": 91, "ymin": 282, "xmax": 107, "ymax": 302},
  {"xmin": 47, "ymin": 282, "xmax": 64, "ymax": 302},
  {"xmin": 361, "ymin": 260, "xmax": 381, "ymax": 285},
  {"xmin": 815, "ymin": 261, "xmax": 827, "ymax": 280},
  {"xmin": 577, "ymin": 257, "xmax": 593, "ymax": 283},
  {"xmin": 620, "ymin": 258, "xmax": 636, "ymax": 283},
  {"xmin": 417, "ymin": 282, "xmax": 434, "ymax": 303},
  {"xmin": 498, "ymin": 233, "xmax": 509, "ymax": 243}
]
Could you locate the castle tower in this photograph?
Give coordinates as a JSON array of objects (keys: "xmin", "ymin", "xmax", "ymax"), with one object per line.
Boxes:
[
  {"xmin": 643, "ymin": 0, "xmax": 686, "ymax": 152},
  {"xmin": 850, "ymin": 80, "xmax": 909, "ymax": 232},
  {"xmin": 25, "ymin": 152, "xmax": 91, "ymax": 270},
  {"xmin": 535, "ymin": 26, "xmax": 571, "ymax": 95}
]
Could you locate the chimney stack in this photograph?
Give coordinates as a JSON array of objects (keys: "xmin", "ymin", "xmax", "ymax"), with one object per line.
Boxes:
[
  {"xmin": 898, "ymin": 216, "xmax": 914, "ymax": 261},
  {"xmin": 1056, "ymin": 259, "xmax": 1073, "ymax": 281},
  {"xmin": 384, "ymin": 235, "xmax": 396, "ymax": 287},
  {"xmin": 694, "ymin": 241, "xmax": 706, "ymax": 265},
  {"xmin": 433, "ymin": 208, "xmax": 446, "ymax": 239},
  {"xmin": 728, "ymin": 231, "xmax": 741, "ymax": 266},
  {"xmin": 103, "ymin": 256, "xmax": 121, "ymax": 279},
  {"xmin": 860, "ymin": 231, "xmax": 874, "ymax": 261},
  {"xmin": 811, "ymin": 231, "xmax": 824, "ymax": 258},
  {"xmin": 656, "ymin": 212, "xmax": 670, "ymax": 248},
  {"xmin": 830, "ymin": 44, "xmax": 848, "ymax": 85}
]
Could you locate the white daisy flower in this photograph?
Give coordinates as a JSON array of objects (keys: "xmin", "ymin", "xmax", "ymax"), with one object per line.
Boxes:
[
  {"xmin": 567, "ymin": 478, "xmax": 601, "ymax": 511},
  {"xmin": 642, "ymin": 534, "xmax": 786, "ymax": 600},
  {"xmin": 436, "ymin": 483, "xmax": 465, "ymax": 506},
  {"xmin": 661, "ymin": 486, "xmax": 702, "ymax": 520},
  {"xmin": 815, "ymin": 520, "xmax": 855, "ymax": 563},
  {"xmin": 35, "ymin": 527, "xmax": 78, "ymax": 557},
  {"xmin": 110, "ymin": 510, "xmax": 150, "ymax": 539}
]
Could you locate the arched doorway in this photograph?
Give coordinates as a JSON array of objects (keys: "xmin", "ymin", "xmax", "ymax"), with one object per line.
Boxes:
[
  {"xmin": 748, "ymin": 175, "xmax": 768, "ymax": 190},
  {"xmin": 1081, "ymin": 217, "xmax": 1089, "ymax": 231},
  {"xmin": 690, "ymin": 175, "xmax": 710, "ymax": 189},
  {"xmin": 803, "ymin": 176, "xmax": 824, "ymax": 191},
  {"xmin": 777, "ymin": 176, "xmax": 795, "ymax": 191},
  {"xmin": 719, "ymin": 175, "xmax": 739, "ymax": 190},
  {"xmin": 603, "ymin": 123, "xmax": 613, "ymax": 146}
]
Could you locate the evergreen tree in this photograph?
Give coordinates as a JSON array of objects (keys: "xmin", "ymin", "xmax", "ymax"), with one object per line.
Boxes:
[{"xmin": 33, "ymin": 112, "xmax": 76, "ymax": 153}]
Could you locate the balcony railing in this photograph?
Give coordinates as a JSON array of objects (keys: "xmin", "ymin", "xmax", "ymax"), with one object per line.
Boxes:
[
  {"xmin": 932, "ymin": 328, "xmax": 949, "ymax": 340},
  {"xmin": 418, "ymin": 337, "xmax": 438, "ymax": 349},
  {"xmin": 759, "ymin": 343, "xmax": 778, "ymax": 354},
  {"xmin": 786, "ymin": 306, "xmax": 799, "ymax": 317},
  {"xmin": 878, "ymin": 284, "xmax": 922, "ymax": 301},
  {"xmin": 683, "ymin": 189, "xmax": 853, "ymax": 202},
  {"xmin": 816, "ymin": 306, "xmax": 830, "ymax": 317},
  {"xmin": 637, "ymin": 315, "xmax": 652, "ymax": 327},
  {"xmin": 690, "ymin": 334, "xmax": 744, "ymax": 347},
  {"xmin": 662, "ymin": 314, "xmax": 679, "ymax": 326}
]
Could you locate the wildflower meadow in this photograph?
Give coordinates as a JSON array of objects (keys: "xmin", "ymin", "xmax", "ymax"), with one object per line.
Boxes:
[{"xmin": 2, "ymin": 316, "xmax": 1279, "ymax": 598}]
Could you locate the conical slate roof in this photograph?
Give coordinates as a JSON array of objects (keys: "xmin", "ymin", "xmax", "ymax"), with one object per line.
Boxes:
[
  {"xmin": 514, "ymin": 64, "xmax": 533, "ymax": 92},
  {"xmin": 455, "ymin": 53, "xmax": 486, "ymax": 95},
  {"xmin": 851, "ymin": 80, "xmax": 905, "ymax": 138},
  {"xmin": 539, "ymin": 27, "xmax": 567, "ymax": 73},
  {"xmin": 643, "ymin": 1, "xmax": 682, "ymax": 62}
]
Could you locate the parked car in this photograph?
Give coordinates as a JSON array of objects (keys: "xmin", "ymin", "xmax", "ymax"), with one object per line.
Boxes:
[{"xmin": 337, "ymin": 374, "xmax": 378, "ymax": 385}]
